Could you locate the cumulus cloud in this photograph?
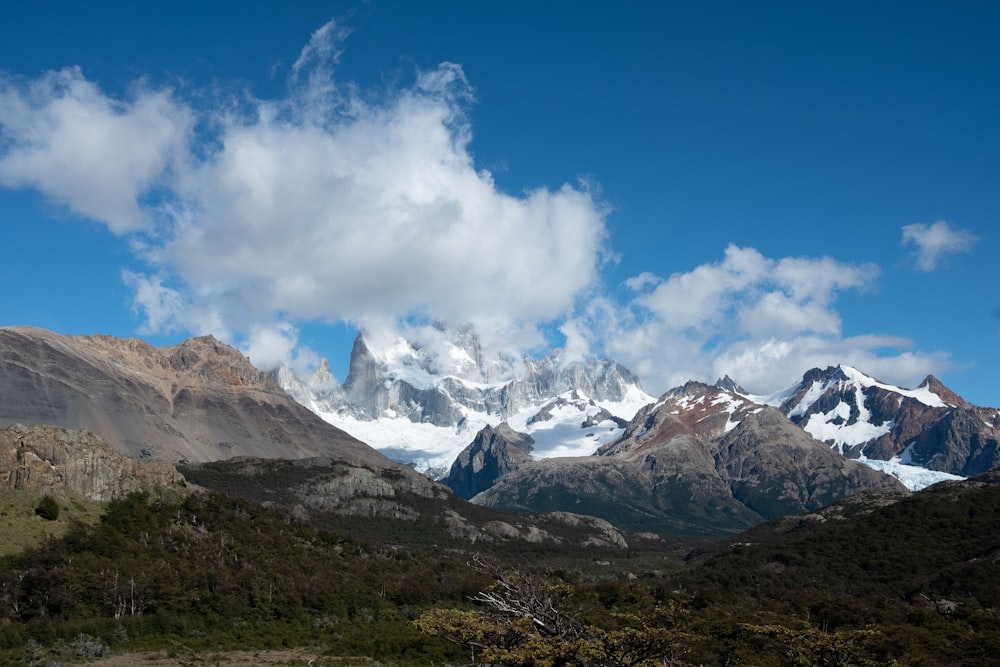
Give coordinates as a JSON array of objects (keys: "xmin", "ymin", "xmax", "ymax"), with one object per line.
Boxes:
[
  {"xmin": 0, "ymin": 21, "xmax": 607, "ymax": 365},
  {"xmin": 152, "ymin": 55, "xmax": 605, "ymax": 340},
  {"xmin": 0, "ymin": 67, "xmax": 190, "ymax": 233},
  {"xmin": 0, "ymin": 22, "xmax": 953, "ymax": 394},
  {"xmin": 901, "ymin": 220, "xmax": 978, "ymax": 271},
  {"xmin": 602, "ymin": 245, "xmax": 949, "ymax": 394}
]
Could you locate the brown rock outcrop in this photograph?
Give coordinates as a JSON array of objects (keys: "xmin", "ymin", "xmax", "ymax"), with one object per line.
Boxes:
[{"xmin": 0, "ymin": 423, "xmax": 184, "ymax": 500}]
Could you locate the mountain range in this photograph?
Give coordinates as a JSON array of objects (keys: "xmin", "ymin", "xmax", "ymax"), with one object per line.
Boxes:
[
  {"xmin": 278, "ymin": 328, "xmax": 994, "ymax": 486},
  {"xmin": 771, "ymin": 364, "xmax": 999, "ymax": 477},
  {"xmin": 2, "ymin": 324, "xmax": 998, "ymax": 540},
  {"xmin": 273, "ymin": 327, "xmax": 996, "ymax": 536},
  {"xmin": 278, "ymin": 328, "xmax": 653, "ymax": 474},
  {"xmin": 462, "ymin": 382, "xmax": 908, "ymax": 536},
  {"xmin": 0, "ymin": 326, "xmax": 630, "ymax": 548},
  {"xmin": 442, "ymin": 366, "xmax": 996, "ymax": 535}
]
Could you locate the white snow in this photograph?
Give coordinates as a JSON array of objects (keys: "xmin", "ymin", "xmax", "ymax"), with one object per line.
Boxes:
[
  {"xmin": 746, "ymin": 381, "xmax": 801, "ymax": 409},
  {"xmin": 753, "ymin": 365, "xmax": 951, "ymax": 412},
  {"xmin": 858, "ymin": 456, "xmax": 964, "ymax": 491},
  {"xmin": 803, "ymin": 408, "xmax": 893, "ymax": 454},
  {"xmin": 839, "ymin": 365, "xmax": 949, "ymax": 407},
  {"xmin": 317, "ymin": 409, "xmax": 491, "ymax": 473},
  {"xmin": 705, "ymin": 392, "xmax": 756, "ymax": 433},
  {"xmin": 800, "ymin": 382, "xmax": 894, "ymax": 453},
  {"xmin": 780, "ymin": 380, "xmax": 828, "ymax": 419},
  {"xmin": 317, "ymin": 385, "xmax": 654, "ymax": 474}
]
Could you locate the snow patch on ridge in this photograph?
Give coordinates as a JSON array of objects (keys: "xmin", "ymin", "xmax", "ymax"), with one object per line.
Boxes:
[
  {"xmin": 755, "ymin": 365, "xmax": 949, "ymax": 414},
  {"xmin": 839, "ymin": 365, "xmax": 948, "ymax": 408},
  {"xmin": 804, "ymin": 409, "xmax": 893, "ymax": 454}
]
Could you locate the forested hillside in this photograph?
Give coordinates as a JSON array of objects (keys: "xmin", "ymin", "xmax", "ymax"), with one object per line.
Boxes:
[{"xmin": 2, "ymin": 471, "xmax": 999, "ymax": 665}]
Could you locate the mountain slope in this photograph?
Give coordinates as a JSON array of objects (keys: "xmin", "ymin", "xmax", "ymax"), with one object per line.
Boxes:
[
  {"xmin": 470, "ymin": 384, "xmax": 905, "ymax": 537},
  {"xmin": 0, "ymin": 326, "xmax": 402, "ymax": 468},
  {"xmin": 762, "ymin": 365, "xmax": 999, "ymax": 479},
  {"xmin": 689, "ymin": 467, "xmax": 1000, "ymax": 616}
]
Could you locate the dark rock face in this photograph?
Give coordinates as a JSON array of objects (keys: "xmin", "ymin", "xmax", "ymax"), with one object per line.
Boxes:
[
  {"xmin": 0, "ymin": 327, "xmax": 397, "ymax": 467},
  {"xmin": 713, "ymin": 408, "xmax": 905, "ymax": 518},
  {"xmin": 443, "ymin": 423, "xmax": 534, "ymax": 499},
  {"xmin": 714, "ymin": 375, "xmax": 747, "ymax": 394},
  {"xmin": 906, "ymin": 407, "xmax": 1000, "ymax": 476}
]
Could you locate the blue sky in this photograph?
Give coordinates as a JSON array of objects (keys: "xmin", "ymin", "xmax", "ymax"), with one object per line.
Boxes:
[{"xmin": 1, "ymin": 1, "xmax": 997, "ymax": 404}]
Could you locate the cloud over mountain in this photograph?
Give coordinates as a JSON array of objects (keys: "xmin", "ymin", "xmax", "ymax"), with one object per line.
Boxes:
[
  {"xmin": 595, "ymin": 245, "xmax": 949, "ymax": 394},
  {"xmin": 0, "ymin": 20, "xmax": 954, "ymax": 393},
  {"xmin": 0, "ymin": 21, "xmax": 607, "ymax": 360}
]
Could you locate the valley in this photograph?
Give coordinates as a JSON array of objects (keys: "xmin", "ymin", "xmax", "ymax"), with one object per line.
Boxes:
[{"xmin": 0, "ymin": 326, "xmax": 998, "ymax": 665}]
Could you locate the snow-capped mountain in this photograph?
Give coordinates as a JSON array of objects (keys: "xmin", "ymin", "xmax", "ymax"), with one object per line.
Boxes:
[
  {"xmin": 596, "ymin": 380, "xmax": 765, "ymax": 458},
  {"xmin": 472, "ymin": 384, "xmax": 906, "ymax": 536},
  {"xmin": 586, "ymin": 370, "xmax": 982, "ymax": 491},
  {"xmin": 277, "ymin": 328, "xmax": 654, "ymax": 474},
  {"xmin": 749, "ymin": 365, "xmax": 995, "ymax": 489}
]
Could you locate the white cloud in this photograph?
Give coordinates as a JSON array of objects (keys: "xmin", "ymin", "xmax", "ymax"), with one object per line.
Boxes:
[
  {"xmin": 122, "ymin": 271, "xmax": 188, "ymax": 334},
  {"xmin": 901, "ymin": 220, "xmax": 978, "ymax": 271},
  {"xmin": 1, "ymin": 25, "xmax": 608, "ymax": 361},
  {"xmin": 606, "ymin": 245, "xmax": 948, "ymax": 394},
  {"xmin": 241, "ymin": 322, "xmax": 299, "ymax": 371},
  {"xmin": 0, "ymin": 26, "xmax": 954, "ymax": 396},
  {"xmin": 156, "ymin": 64, "xmax": 604, "ymax": 338},
  {"xmin": 623, "ymin": 271, "xmax": 660, "ymax": 291},
  {"xmin": 0, "ymin": 67, "xmax": 190, "ymax": 233},
  {"xmin": 712, "ymin": 335, "xmax": 950, "ymax": 395}
]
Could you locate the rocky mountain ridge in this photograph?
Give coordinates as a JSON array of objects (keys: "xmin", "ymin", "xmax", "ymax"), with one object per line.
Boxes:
[
  {"xmin": 765, "ymin": 364, "xmax": 999, "ymax": 478},
  {"xmin": 283, "ymin": 329, "xmax": 646, "ymax": 424},
  {"xmin": 442, "ymin": 422, "xmax": 535, "ymax": 499},
  {"xmin": 277, "ymin": 328, "xmax": 653, "ymax": 472},
  {"xmin": 468, "ymin": 387, "xmax": 906, "ymax": 536},
  {"xmin": 0, "ymin": 326, "xmax": 389, "ymax": 467}
]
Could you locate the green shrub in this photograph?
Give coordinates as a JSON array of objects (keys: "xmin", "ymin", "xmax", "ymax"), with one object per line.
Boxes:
[{"xmin": 34, "ymin": 496, "xmax": 60, "ymax": 521}]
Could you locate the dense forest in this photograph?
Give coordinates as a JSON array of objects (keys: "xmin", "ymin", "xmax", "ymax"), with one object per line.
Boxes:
[{"xmin": 1, "ymin": 471, "xmax": 999, "ymax": 666}]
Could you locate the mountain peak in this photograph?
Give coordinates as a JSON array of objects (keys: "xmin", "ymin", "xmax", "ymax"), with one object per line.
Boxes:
[
  {"xmin": 918, "ymin": 375, "xmax": 964, "ymax": 407},
  {"xmin": 279, "ymin": 326, "xmax": 652, "ymax": 470},
  {"xmin": 164, "ymin": 336, "xmax": 273, "ymax": 388},
  {"xmin": 0, "ymin": 327, "xmax": 394, "ymax": 467},
  {"xmin": 714, "ymin": 375, "xmax": 746, "ymax": 394}
]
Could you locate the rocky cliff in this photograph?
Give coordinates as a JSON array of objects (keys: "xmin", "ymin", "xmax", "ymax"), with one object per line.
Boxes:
[
  {"xmin": 443, "ymin": 423, "xmax": 535, "ymax": 499},
  {"xmin": 0, "ymin": 423, "xmax": 184, "ymax": 501}
]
